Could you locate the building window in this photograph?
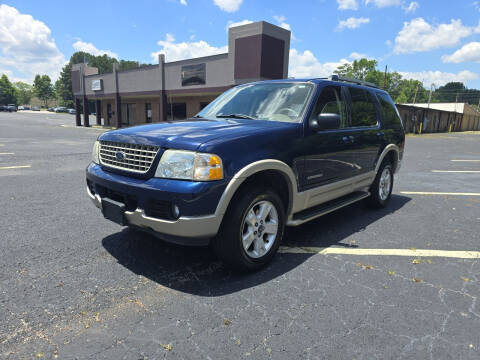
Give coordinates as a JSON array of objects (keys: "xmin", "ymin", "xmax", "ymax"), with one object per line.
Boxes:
[
  {"xmin": 121, "ymin": 103, "xmax": 136, "ymax": 125},
  {"xmin": 167, "ymin": 103, "xmax": 187, "ymax": 120},
  {"xmin": 181, "ymin": 63, "xmax": 206, "ymax": 86},
  {"xmin": 145, "ymin": 103, "xmax": 152, "ymax": 123}
]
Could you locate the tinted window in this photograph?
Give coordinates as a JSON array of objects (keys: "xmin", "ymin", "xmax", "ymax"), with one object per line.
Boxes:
[
  {"xmin": 348, "ymin": 87, "xmax": 377, "ymax": 127},
  {"xmin": 309, "ymin": 86, "xmax": 347, "ymax": 128},
  {"xmin": 181, "ymin": 64, "xmax": 206, "ymax": 86},
  {"xmin": 167, "ymin": 103, "xmax": 187, "ymax": 120},
  {"xmin": 376, "ymin": 92, "xmax": 402, "ymax": 127}
]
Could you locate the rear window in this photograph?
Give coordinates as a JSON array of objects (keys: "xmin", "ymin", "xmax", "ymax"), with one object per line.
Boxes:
[
  {"xmin": 347, "ymin": 87, "xmax": 378, "ymax": 127},
  {"xmin": 376, "ymin": 92, "xmax": 402, "ymax": 127}
]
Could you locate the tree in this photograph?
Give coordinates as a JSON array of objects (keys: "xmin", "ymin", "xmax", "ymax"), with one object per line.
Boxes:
[
  {"xmin": 0, "ymin": 74, "xmax": 17, "ymax": 105},
  {"xmin": 33, "ymin": 74, "xmax": 54, "ymax": 108},
  {"xmin": 55, "ymin": 63, "xmax": 73, "ymax": 107},
  {"xmin": 334, "ymin": 59, "xmax": 378, "ymax": 81},
  {"xmin": 14, "ymin": 81, "xmax": 33, "ymax": 105}
]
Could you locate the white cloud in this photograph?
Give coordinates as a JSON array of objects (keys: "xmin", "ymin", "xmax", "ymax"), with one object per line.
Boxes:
[
  {"xmin": 365, "ymin": 0, "xmax": 401, "ymax": 7},
  {"xmin": 337, "ymin": 0, "xmax": 359, "ymax": 10},
  {"xmin": 273, "ymin": 15, "xmax": 296, "ymax": 40},
  {"xmin": 336, "ymin": 17, "xmax": 370, "ymax": 31},
  {"xmin": 349, "ymin": 52, "xmax": 370, "ymax": 60},
  {"xmin": 213, "ymin": 0, "xmax": 242, "ymax": 12},
  {"xmin": 399, "ymin": 70, "xmax": 478, "ymax": 87},
  {"xmin": 151, "ymin": 34, "xmax": 227, "ymax": 62},
  {"xmin": 442, "ymin": 42, "xmax": 480, "ymax": 63},
  {"xmin": 180, "ymin": 0, "xmax": 187, "ymax": 5},
  {"xmin": 72, "ymin": 40, "xmax": 118, "ymax": 58},
  {"xmin": 393, "ymin": 18, "xmax": 473, "ymax": 54},
  {"xmin": 226, "ymin": 19, "xmax": 253, "ymax": 31},
  {"xmin": 0, "ymin": 4, "xmax": 65, "ymax": 82},
  {"xmin": 288, "ymin": 49, "xmax": 349, "ymax": 78},
  {"xmin": 403, "ymin": 1, "xmax": 419, "ymax": 13}
]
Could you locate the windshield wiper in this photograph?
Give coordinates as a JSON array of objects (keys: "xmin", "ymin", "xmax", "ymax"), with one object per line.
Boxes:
[{"xmin": 216, "ymin": 113, "xmax": 257, "ymax": 120}]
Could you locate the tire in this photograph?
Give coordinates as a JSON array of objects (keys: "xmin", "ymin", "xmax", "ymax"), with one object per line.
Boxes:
[
  {"xmin": 367, "ymin": 160, "xmax": 394, "ymax": 208},
  {"xmin": 212, "ymin": 187, "xmax": 285, "ymax": 271}
]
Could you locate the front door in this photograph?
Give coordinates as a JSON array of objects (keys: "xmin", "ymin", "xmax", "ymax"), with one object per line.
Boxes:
[{"xmin": 301, "ymin": 85, "xmax": 362, "ymax": 190}]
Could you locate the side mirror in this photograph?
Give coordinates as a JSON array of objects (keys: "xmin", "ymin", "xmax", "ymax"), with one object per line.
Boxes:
[{"xmin": 310, "ymin": 113, "xmax": 341, "ymax": 131}]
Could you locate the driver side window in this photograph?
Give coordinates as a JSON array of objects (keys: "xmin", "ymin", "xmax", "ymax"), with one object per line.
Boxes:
[{"xmin": 310, "ymin": 86, "xmax": 347, "ymax": 128}]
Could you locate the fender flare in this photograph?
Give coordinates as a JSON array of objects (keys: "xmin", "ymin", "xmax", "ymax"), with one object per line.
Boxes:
[
  {"xmin": 375, "ymin": 144, "xmax": 400, "ymax": 174},
  {"xmin": 214, "ymin": 159, "xmax": 298, "ymax": 218}
]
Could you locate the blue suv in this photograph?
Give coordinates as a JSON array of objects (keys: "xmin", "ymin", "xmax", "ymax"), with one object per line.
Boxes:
[{"xmin": 87, "ymin": 76, "xmax": 405, "ymax": 271}]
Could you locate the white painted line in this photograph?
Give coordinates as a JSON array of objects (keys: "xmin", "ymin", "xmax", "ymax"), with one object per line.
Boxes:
[
  {"xmin": 278, "ymin": 247, "xmax": 480, "ymax": 259},
  {"xmin": 451, "ymin": 160, "xmax": 480, "ymax": 162},
  {"xmin": 432, "ymin": 170, "xmax": 480, "ymax": 173},
  {"xmin": 0, "ymin": 165, "xmax": 31, "ymax": 170},
  {"xmin": 400, "ymin": 191, "xmax": 480, "ymax": 196},
  {"xmin": 0, "ymin": 152, "xmax": 14, "ymax": 155}
]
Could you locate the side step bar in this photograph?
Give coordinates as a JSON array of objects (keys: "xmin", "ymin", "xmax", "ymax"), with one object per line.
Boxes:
[{"xmin": 287, "ymin": 191, "xmax": 371, "ymax": 226}]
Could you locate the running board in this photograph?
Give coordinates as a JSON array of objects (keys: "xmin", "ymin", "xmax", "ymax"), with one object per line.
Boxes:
[{"xmin": 287, "ymin": 191, "xmax": 371, "ymax": 226}]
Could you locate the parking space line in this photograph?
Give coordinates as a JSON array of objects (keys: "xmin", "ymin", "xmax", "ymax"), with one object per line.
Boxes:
[
  {"xmin": 432, "ymin": 170, "xmax": 480, "ymax": 173},
  {"xmin": 0, "ymin": 165, "xmax": 31, "ymax": 170},
  {"xmin": 400, "ymin": 191, "xmax": 480, "ymax": 196},
  {"xmin": 0, "ymin": 152, "xmax": 14, "ymax": 155},
  {"xmin": 451, "ymin": 160, "xmax": 480, "ymax": 162},
  {"xmin": 279, "ymin": 247, "xmax": 480, "ymax": 259}
]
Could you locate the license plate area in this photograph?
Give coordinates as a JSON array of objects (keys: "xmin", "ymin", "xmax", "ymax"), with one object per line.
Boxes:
[{"xmin": 102, "ymin": 197, "xmax": 126, "ymax": 225}]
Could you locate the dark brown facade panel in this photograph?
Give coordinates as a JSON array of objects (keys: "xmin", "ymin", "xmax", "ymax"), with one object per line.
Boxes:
[
  {"xmin": 234, "ymin": 34, "xmax": 262, "ymax": 80},
  {"xmin": 72, "ymin": 71, "xmax": 81, "ymax": 93},
  {"xmin": 260, "ymin": 34, "xmax": 285, "ymax": 79}
]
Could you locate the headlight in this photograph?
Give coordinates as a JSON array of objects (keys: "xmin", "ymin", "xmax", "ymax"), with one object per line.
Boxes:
[
  {"xmin": 155, "ymin": 150, "xmax": 223, "ymax": 181},
  {"xmin": 92, "ymin": 140, "xmax": 100, "ymax": 164}
]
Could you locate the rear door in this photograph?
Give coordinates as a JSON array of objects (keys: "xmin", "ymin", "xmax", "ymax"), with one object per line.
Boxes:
[{"xmin": 343, "ymin": 86, "xmax": 384, "ymax": 176}]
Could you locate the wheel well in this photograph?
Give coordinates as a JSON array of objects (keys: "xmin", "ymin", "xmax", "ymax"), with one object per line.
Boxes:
[
  {"xmin": 228, "ymin": 170, "xmax": 291, "ymax": 215},
  {"xmin": 384, "ymin": 150, "xmax": 398, "ymax": 171}
]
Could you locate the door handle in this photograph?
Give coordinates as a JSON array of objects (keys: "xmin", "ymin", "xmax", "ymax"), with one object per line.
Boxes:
[
  {"xmin": 343, "ymin": 136, "xmax": 354, "ymax": 143},
  {"xmin": 376, "ymin": 131, "xmax": 384, "ymax": 137},
  {"xmin": 349, "ymin": 135, "xmax": 354, "ymax": 142}
]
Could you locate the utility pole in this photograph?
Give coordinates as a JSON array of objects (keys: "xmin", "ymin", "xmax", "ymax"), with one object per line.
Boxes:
[
  {"xmin": 383, "ymin": 65, "xmax": 388, "ymax": 90},
  {"xmin": 412, "ymin": 81, "xmax": 420, "ymax": 104}
]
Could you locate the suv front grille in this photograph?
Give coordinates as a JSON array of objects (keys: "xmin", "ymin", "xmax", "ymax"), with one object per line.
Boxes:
[{"xmin": 99, "ymin": 141, "xmax": 160, "ymax": 174}]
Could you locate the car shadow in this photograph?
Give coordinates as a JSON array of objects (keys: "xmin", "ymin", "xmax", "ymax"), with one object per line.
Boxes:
[{"xmin": 102, "ymin": 194, "xmax": 411, "ymax": 297}]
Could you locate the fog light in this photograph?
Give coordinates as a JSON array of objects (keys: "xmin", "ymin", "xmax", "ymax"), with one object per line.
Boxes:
[{"xmin": 172, "ymin": 204, "xmax": 180, "ymax": 219}]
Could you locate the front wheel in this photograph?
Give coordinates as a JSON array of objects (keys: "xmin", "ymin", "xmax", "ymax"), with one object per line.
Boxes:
[
  {"xmin": 367, "ymin": 161, "xmax": 394, "ymax": 208},
  {"xmin": 212, "ymin": 188, "xmax": 285, "ymax": 271}
]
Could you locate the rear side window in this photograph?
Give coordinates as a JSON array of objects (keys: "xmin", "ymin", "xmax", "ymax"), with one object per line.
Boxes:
[
  {"xmin": 347, "ymin": 87, "xmax": 378, "ymax": 127},
  {"xmin": 376, "ymin": 92, "xmax": 402, "ymax": 127}
]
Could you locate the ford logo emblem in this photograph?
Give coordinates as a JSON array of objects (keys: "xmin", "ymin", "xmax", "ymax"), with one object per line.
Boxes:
[{"xmin": 115, "ymin": 151, "xmax": 126, "ymax": 161}]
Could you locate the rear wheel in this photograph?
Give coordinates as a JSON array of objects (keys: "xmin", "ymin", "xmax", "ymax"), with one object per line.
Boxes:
[
  {"xmin": 212, "ymin": 187, "xmax": 285, "ymax": 271},
  {"xmin": 367, "ymin": 160, "xmax": 393, "ymax": 208}
]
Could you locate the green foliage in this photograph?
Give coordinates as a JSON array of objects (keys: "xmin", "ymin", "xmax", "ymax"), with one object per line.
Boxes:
[
  {"xmin": 55, "ymin": 62, "xmax": 73, "ymax": 107},
  {"xmin": 33, "ymin": 74, "xmax": 54, "ymax": 108},
  {"xmin": 14, "ymin": 81, "xmax": 34, "ymax": 105},
  {"xmin": 0, "ymin": 74, "xmax": 17, "ymax": 105},
  {"xmin": 333, "ymin": 59, "xmax": 480, "ymax": 105},
  {"xmin": 334, "ymin": 59, "xmax": 378, "ymax": 81}
]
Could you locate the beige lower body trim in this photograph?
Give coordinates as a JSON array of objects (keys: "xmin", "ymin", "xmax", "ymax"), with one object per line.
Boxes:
[{"xmin": 87, "ymin": 187, "xmax": 220, "ymax": 238}]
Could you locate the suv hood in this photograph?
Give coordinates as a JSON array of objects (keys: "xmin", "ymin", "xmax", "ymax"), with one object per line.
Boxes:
[{"xmin": 99, "ymin": 119, "xmax": 297, "ymax": 151}]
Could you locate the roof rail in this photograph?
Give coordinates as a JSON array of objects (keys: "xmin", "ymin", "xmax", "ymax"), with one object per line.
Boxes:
[{"xmin": 328, "ymin": 74, "xmax": 379, "ymax": 89}]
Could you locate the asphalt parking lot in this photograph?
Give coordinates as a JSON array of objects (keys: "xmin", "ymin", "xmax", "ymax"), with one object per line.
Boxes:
[{"xmin": 1, "ymin": 111, "xmax": 480, "ymax": 359}]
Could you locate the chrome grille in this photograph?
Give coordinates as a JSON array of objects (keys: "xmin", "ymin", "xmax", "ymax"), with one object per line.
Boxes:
[{"xmin": 99, "ymin": 141, "xmax": 160, "ymax": 173}]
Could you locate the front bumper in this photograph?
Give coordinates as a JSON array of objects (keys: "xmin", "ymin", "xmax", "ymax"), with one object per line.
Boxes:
[
  {"xmin": 86, "ymin": 163, "xmax": 226, "ymax": 244},
  {"xmin": 87, "ymin": 186, "xmax": 221, "ymax": 241}
]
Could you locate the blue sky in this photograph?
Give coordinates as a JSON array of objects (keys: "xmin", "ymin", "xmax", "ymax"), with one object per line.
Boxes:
[{"xmin": 1, "ymin": 0, "xmax": 480, "ymax": 88}]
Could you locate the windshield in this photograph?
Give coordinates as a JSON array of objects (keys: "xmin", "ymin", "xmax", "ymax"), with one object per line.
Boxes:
[{"xmin": 196, "ymin": 82, "xmax": 315, "ymax": 123}]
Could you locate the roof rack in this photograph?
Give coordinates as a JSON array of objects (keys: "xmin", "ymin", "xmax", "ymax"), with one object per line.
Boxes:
[{"xmin": 328, "ymin": 74, "xmax": 379, "ymax": 89}]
